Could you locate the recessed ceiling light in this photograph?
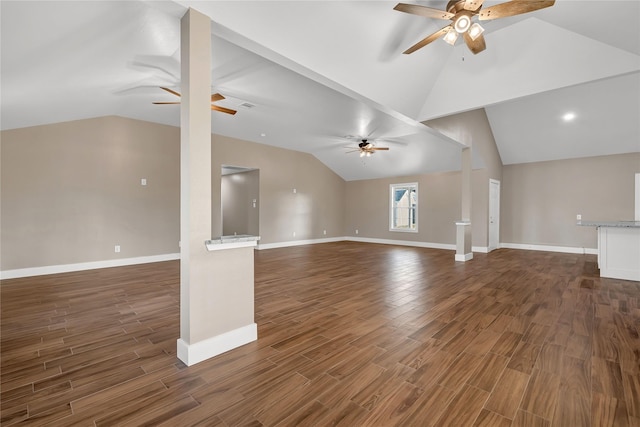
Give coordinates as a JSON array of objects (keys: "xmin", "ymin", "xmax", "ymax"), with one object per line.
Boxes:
[
  {"xmin": 260, "ymin": 133, "xmax": 266, "ymax": 137},
  {"xmin": 562, "ymin": 112, "xmax": 576, "ymax": 122}
]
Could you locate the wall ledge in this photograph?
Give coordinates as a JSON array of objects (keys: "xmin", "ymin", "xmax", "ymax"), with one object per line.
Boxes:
[{"xmin": 0, "ymin": 253, "xmax": 180, "ymax": 280}]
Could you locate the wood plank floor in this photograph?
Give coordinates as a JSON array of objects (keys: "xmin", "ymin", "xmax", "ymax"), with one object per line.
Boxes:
[{"xmin": 2, "ymin": 242, "xmax": 639, "ymax": 426}]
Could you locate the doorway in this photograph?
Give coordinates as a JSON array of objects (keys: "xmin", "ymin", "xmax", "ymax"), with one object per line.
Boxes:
[
  {"xmin": 221, "ymin": 165, "xmax": 259, "ymax": 237},
  {"xmin": 489, "ymin": 179, "xmax": 501, "ymax": 251}
]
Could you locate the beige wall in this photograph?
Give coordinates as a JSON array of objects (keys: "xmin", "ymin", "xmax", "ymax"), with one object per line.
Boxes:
[
  {"xmin": 346, "ymin": 173, "xmax": 458, "ymax": 244},
  {"xmin": 345, "ymin": 109, "xmax": 504, "ymax": 249},
  {"xmin": 1, "ymin": 116, "xmax": 181, "ymax": 270},
  {"xmin": 502, "ymin": 153, "xmax": 640, "ymax": 249},
  {"xmin": 345, "ymin": 169, "xmax": 491, "ymax": 247},
  {"xmin": 4, "ymin": 115, "xmax": 635, "ymax": 272},
  {"xmin": 1, "ymin": 116, "xmax": 346, "ymax": 271},
  {"xmin": 211, "ymin": 134, "xmax": 345, "ymax": 244}
]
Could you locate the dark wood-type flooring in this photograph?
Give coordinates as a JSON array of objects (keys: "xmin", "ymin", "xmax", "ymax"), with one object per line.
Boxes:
[{"xmin": 2, "ymin": 242, "xmax": 639, "ymax": 426}]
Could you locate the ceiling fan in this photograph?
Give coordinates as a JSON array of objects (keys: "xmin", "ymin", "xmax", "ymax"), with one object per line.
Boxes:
[
  {"xmin": 394, "ymin": 0, "xmax": 555, "ymax": 55},
  {"xmin": 153, "ymin": 87, "xmax": 237, "ymax": 115},
  {"xmin": 346, "ymin": 139, "xmax": 390, "ymax": 157}
]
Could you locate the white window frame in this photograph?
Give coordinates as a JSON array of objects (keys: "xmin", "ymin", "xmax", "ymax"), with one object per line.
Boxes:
[{"xmin": 389, "ymin": 182, "xmax": 418, "ymax": 233}]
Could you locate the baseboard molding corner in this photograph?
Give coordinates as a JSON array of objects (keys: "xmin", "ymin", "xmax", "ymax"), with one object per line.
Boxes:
[
  {"xmin": 177, "ymin": 323, "xmax": 257, "ymax": 366},
  {"xmin": 0, "ymin": 253, "xmax": 181, "ymax": 280}
]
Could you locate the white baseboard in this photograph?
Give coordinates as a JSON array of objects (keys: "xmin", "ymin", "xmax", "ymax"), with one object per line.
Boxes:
[
  {"xmin": 346, "ymin": 236, "xmax": 456, "ymax": 251},
  {"xmin": 256, "ymin": 236, "xmax": 346, "ymax": 250},
  {"xmin": 472, "ymin": 246, "xmax": 490, "ymax": 253},
  {"xmin": 0, "ymin": 253, "xmax": 181, "ymax": 280},
  {"xmin": 499, "ymin": 243, "xmax": 598, "ymax": 255},
  {"xmin": 177, "ymin": 323, "xmax": 257, "ymax": 366},
  {"xmin": 2, "ymin": 241, "xmax": 598, "ymax": 280},
  {"xmin": 455, "ymin": 253, "xmax": 474, "ymax": 262}
]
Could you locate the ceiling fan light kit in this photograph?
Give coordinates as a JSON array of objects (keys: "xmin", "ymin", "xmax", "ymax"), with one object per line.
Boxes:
[
  {"xmin": 468, "ymin": 22, "xmax": 484, "ymax": 40},
  {"xmin": 347, "ymin": 139, "xmax": 390, "ymax": 157},
  {"xmin": 454, "ymin": 14, "xmax": 471, "ymax": 33},
  {"xmin": 443, "ymin": 28, "xmax": 458, "ymax": 45},
  {"xmin": 394, "ymin": 0, "xmax": 555, "ymax": 54}
]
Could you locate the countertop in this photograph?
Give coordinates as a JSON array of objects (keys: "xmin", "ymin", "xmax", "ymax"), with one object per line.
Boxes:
[
  {"xmin": 205, "ymin": 235, "xmax": 260, "ymax": 251},
  {"xmin": 577, "ymin": 220, "xmax": 640, "ymax": 228}
]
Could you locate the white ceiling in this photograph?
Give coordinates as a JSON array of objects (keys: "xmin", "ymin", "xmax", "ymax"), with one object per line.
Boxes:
[{"xmin": 2, "ymin": 1, "xmax": 639, "ymax": 180}]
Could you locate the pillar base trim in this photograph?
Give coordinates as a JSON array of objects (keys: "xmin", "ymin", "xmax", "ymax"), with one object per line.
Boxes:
[
  {"xmin": 177, "ymin": 323, "xmax": 257, "ymax": 366},
  {"xmin": 455, "ymin": 253, "xmax": 474, "ymax": 262}
]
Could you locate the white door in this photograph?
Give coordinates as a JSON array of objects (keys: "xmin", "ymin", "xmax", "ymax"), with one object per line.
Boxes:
[{"xmin": 489, "ymin": 179, "xmax": 500, "ymax": 251}]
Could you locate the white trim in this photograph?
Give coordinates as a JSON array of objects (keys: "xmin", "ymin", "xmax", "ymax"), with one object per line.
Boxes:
[
  {"xmin": 455, "ymin": 253, "xmax": 474, "ymax": 262},
  {"xmin": 256, "ymin": 236, "xmax": 345, "ymax": 250},
  {"xmin": 499, "ymin": 243, "xmax": 598, "ymax": 255},
  {"xmin": 347, "ymin": 236, "xmax": 456, "ymax": 251},
  {"xmin": 635, "ymin": 173, "xmax": 640, "ymax": 221},
  {"xmin": 1, "ymin": 241, "xmax": 600, "ymax": 280},
  {"xmin": 472, "ymin": 246, "xmax": 490, "ymax": 253},
  {"xmin": 259, "ymin": 237, "xmax": 493, "ymax": 254},
  {"xmin": 177, "ymin": 323, "xmax": 257, "ymax": 366},
  {"xmin": 0, "ymin": 253, "xmax": 181, "ymax": 280}
]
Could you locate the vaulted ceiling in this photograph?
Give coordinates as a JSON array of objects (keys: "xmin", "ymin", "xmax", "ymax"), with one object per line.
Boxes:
[{"xmin": 2, "ymin": 1, "xmax": 638, "ymax": 181}]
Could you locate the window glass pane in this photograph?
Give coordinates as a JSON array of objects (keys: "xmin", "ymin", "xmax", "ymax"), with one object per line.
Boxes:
[{"xmin": 390, "ymin": 183, "xmax": 418, "ymax": 232}]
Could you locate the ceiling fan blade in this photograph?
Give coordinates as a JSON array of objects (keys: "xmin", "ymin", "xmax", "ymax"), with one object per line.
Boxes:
[
  {"xmin": 403, "ymin": 25, "xmax": 451, "ymax": 54},
  {"xmin": 211, "ymin": 93, "xmax": 225, "ymax": 102},
  {"xmin": 393, "ymin": 3, "xmax": 454, "ymax": 20},
  {"xmin": 463, "ymin": 31, "xmax": 486, "ymax": 54},
  {"xmin": 371, "ymin": 147, "xmax": 390, "ymax": 151},
  {"xmin": 160, "ymin": 87, "xmax": 181, "ymax": 97},
  {"xmin": 211, "ymin": 105, "xmax": 237, "ymax": 115},
  {"xmin": 463, "ymin": 0, "xmax": 484, "ymax": 11},
  {"xmin": 479, "ymin": 0, "xmax": 555, "ymax": 21},
  {"xmin": 152, "ymin": 102, "xmax": 181, "ymax": 104}
]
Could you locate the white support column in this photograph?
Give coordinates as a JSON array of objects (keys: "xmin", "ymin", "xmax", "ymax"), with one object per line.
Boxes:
[
  {"xmin": 456, "ymin": 146, "xmax": 473, "ymax": 261},
  {"xmin": 635, "ymin": 173, "xmax": 639, "ymax": 221},
  {"xmin": 177, "ymin": 8, "xmax": 256, "ymax": 366}
]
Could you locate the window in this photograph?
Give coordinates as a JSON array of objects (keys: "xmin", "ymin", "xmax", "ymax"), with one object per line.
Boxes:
[{"xmin": 390, "ymin": 182, "xmax": 418, "ymax": 232}]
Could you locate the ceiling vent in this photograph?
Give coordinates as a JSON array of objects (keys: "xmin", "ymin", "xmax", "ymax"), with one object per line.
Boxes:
[{"xmin": 239, "ymin": 102, "xmax": 255, "ymax": 109}]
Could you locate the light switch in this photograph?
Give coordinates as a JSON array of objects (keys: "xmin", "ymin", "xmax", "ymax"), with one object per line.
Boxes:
[{"xmin": 141, "ymin": 178, "xmax": 147, "ymax": 186}]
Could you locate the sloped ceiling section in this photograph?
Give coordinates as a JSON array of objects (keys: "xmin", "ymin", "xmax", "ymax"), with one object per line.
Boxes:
[
  {"xmin": 418, "ymin": 18, "xmax": 640, "ymax": 121},
  {"xmin": 175, "ymin": 0, "xmax": 640, "ymax": 170},
  {"xmin": 1, "ymin": 0, "xmax": 639, "ymax": 180},
  {"xmin": 486, "ymin": 72, "xmax": 640, "ymax": 165}
]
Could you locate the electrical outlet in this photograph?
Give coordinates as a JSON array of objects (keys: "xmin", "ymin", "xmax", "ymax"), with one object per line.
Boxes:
[
  {"xmin": 293, "ymin": 188, "xmax": 297, "ymax": 194},
  {"xmin": 576, "ymin": 214, "xmax": 582, "ymax": 220},
  {"xmin": 293, "ymin": 231, "xmax": 296, "ymax": 237},
  {"xmin": 323, "ymin": 229, "xmax": 327, "ymax": 235},
  {"xmin": 141, "ymin": 178, "xmax": 147, "ymax": 186},
  {"xmin": 115, "ymin": 245, "xmax": 121, "ymax": 253},
  {"xmin": 355, "ymin": 229, "xmax": 359, "ymax": 235}
]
